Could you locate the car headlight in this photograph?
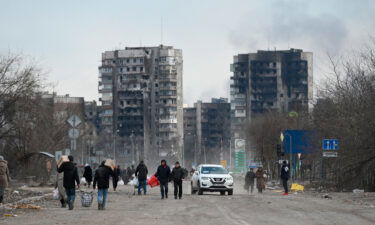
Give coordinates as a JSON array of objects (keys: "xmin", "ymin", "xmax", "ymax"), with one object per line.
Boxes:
[
  {"xmin": 201, "ymin": 177, "xmax": 210, "ymax": 181},
  {"xmin": 226, "ymin": 177, "xmax": 233, "ymax": 181}
]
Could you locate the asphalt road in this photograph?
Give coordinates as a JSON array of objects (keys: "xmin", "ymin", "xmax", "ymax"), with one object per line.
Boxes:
[{"xmin": 3, "ymin": 181, "xmax": 375, "ymax": 225}]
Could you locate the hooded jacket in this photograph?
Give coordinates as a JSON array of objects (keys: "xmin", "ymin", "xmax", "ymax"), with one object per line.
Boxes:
[
  {"xmin": 155, "ymin": 165, "xmax": 171, "ymax": 183},
  {"xmin": 281, "ymin": 164, "xmax": 290, "ymax": 180},
  {"xmin": 93, "ymin": 165, "xmax": 114, "ymax": 189},
  {"xmin": 0, "ymin": 159, "xmax": 10, "ymax": 188},
  {"xmin": 171, "ymin": 166, "xmax": 184, "ymax": 182},
  {"xmin": 83, "ymin": 165, "xmax": 93, "ymax": 182},
  {"xmin": 57, "ymin": 161, "xmax": 80, "ymax": 189},
  {"xmin": 135, "ymin": 163, "xmax": 148, "ymax": 181}
]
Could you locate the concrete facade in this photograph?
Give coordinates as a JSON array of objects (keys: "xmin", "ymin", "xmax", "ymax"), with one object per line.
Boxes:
[
  {"xmin": 98, "ymin": 45, "xmax": 183, "ymax": 166},
  {"xmin": 183, "ymin": 98, "xmax": 231, "ymax": 168},
  {"xmin": 230, "ymin": 48, "xmax": 313, "ymax": 163}
]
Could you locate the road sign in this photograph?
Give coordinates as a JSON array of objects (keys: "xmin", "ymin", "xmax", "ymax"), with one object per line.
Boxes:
[
  {"xmin": 67, "ymin": 115, "xmax": 82, "ymax": 128},
  {"xmin": 323, "ymin": 152, "xmax": 338, "ymax": 158},
  {"xmin": 68, "ymin": 128, "xmax": 80, "ymax": 139},
  {"xmin": 322, "ymin": 139, "xmax": 339, "ymax": 150},
  {"xmin": 234, "ymin": 139, "xmax": 246, "ymax": 173}
]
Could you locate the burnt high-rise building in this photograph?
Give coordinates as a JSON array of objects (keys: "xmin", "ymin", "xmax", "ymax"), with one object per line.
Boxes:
[
  {"xmin": 230, "ymin": 48, "xmax": 313, "ymax": 139},
  {"xmin": 98, "ymin": 45, "xmax": 183, "ymax": 165}
]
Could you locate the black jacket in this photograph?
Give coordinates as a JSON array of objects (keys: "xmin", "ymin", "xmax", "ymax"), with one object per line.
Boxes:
[
  {"xmin": 171, "ymin": 167, "xmax": 184, "ymax": 182},
  {"xmin": 57, "ymin": 162, "xmax": 80, "ymax": 189},
  {"xmin": 135, "ymin": 163, "xmax": 148, "ymax": 181},
  {"xmin": 245, "ymin": 171, "xmax": 255, "ymax": 185},
  {"xmin": 93, "ymin": 165, "xmax": 115, "ymax": 189},
  {"xmin": 281, "ymin": 165, "xmax": 290, "ymax": 180},
  {"xmin": 83, "ymin": 166, "xmax": 93, "ymax": 182},
  {"xmin": 155, "ymin": 165, "xmax": 171, "ymax": 183},
  {"xmin": 113, "ymin": 168, "xmax": 121, "ymax": 181}
]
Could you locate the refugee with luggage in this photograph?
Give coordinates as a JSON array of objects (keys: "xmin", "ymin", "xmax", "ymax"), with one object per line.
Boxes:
[
  {"xmin": 171, "ymin": 161, "xmax": 185, "ymax": 199},
  {"xmin": 55, "ymin": 172, "xmax": 67, "ymax": 208},
  {"xmin": 245, "ymin": 168, "xmax": 256, "ymax": 194},
  {"xmin": 135, "ymin": 161, "xmax": 148, "ymax": 195},
  {"xmin": 93, "ymin": 161, "xmax": 114, "ymax": 210},
  {"xmin": 83, "ymin": 164, "xmax": 93, "ymax": 188},
  {"xmin": 0, "ymin": 156, "xmax": 10, "ymax": 204},
  {"xmin": 280, "ymin": 161, "xmax": 290, "ymax": 196},
  {"xmin": 155, "ymin": 159, "xmax": 171, "ymax": 199},
  {"xmin": 255, "ymin": 167, "xmax": 265, "ymax": 193},
  {"xmin": 57, "ymin": 155, "xmax": 80, "ymax": 210}
]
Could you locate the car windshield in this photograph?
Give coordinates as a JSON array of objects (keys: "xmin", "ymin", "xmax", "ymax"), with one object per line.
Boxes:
[{"xmin": 201, "ymin": 166, "xmax": 228, "ymax": 174}]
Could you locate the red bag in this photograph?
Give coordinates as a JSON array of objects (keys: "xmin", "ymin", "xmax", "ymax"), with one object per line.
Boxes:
[{"xmin": 147, "ymin": 175, "xmax": 160, "ymax": 188}]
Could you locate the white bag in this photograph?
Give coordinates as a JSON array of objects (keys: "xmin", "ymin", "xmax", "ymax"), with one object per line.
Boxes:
[
  {"xmin": 53, "ymin": 188, "xmax": 59, "ymax": 200},
  {"xmin": 128, "ymin": 178, "xmax": 138, "ymax": 186},
  {"xmin": 80, "ymin": 177, "xmax": 87, "ymax": 185},
  {"xmin": 118, "ymin": 179, "xmax": 124, "ymax": 186}
]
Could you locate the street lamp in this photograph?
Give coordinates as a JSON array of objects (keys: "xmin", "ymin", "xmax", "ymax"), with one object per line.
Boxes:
[{"xmin": 284, "ymin": 132, "xmax": 293, "ymax": 181}]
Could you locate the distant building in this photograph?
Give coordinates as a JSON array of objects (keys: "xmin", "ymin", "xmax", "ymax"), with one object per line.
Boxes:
[
  {"xmin": 230, "ymin": 48, "xmax": 313, "ymax": 164},
  {"xmin": 183, "ymin": 99, "xmax": 231, "ymax": 167},
  {"xmin": 230, "ymin": 48, "xmax": 313, "ymax": 139},
  {"xmin": 98, "ymin": 45, "xmax": 183, "ymax": 165}
]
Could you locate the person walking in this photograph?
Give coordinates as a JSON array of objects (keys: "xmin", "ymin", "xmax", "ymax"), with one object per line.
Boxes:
[
  {"xmin": 245, "ymin": 168, "xmax": 256, "ymax": 194},
  {"xmin": 55, "ymin": 172, "xmax": 67, "ymax": 208},
  {"xmin": 171, "ymin": 161, "xmax": 185, "ymax": 199},
  {"xmin": 255, "ymin": 167, "xmax": 265, "ymax": 193},
  {"xmin": 113, "ymin": 165, "xmax": 121, "ymax": 191},
  {"xmin": 0, "ymin": 156, "xmax": 10, "ymax": 204},
  {"xmin": 280, "ymin": 161, "xmax": 290, "ymax": 196},
  {"xmin": 135, "ymin": 161, "xmax": 148, "ymax": 195},
  {"xmin": 83, "ymin": 164, "xmax": 93, "ymax": 188},
  {"xmin": 93, "ymin": 161, "xmax": 114, "ymax": 210},
  {"xmin": 155, "ymin": 159, "xmax": 171, "ymax": 199},
  {"xmin": 57, "ymin": 155, "xmax": 80, "ymax": 210}
]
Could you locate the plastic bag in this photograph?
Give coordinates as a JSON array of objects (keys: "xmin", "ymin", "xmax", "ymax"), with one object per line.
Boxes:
[
  {"xmin": 147, "ymin": 175, "xmax": 159, "ymax": 188},
  {"xmin": 128, "ymin": 177, "xmax": 138, "ymax": 186},
  {"xmin": 118, "ymin": 179, "xmax": 124, "ymax": 186},
  {"xmin": 53, "ymin": 188, "xmax": 59, "ymax": 200},
  {"xmin": 80, "ymin": 191, "xmax": 93, "ymax": 207},
  {"xmin": 291, "ymin": 183, "xmax": 305, "ymax": 192},
  {"xmin": 80, "ymin": 177, "xmax": 87, "ymax": 185}
]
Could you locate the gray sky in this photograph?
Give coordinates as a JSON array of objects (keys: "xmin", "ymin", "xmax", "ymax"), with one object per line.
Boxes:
[{"xmin": 1, "ymin": 0, "xmax": 374, "ymax": 106}]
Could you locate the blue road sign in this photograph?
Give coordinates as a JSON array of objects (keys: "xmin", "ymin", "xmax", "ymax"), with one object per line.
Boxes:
[{"xmin": 322, "ymin": 139, "xmax": 339, "ymax": 150}]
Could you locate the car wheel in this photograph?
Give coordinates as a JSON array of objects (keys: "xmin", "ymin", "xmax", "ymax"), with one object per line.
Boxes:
[
  {"xmin": 228, "ymin": 190, "xmax": 233, "ymax": 195},
  {"xmin": 220, "ymin": 191, "xmax": 225, "ymax": 195},
  {"xmin": 197, "ymin": 182, "xmax": 203, "ymax": 195}
]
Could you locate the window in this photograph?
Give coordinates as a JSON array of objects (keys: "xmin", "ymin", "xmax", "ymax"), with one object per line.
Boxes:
[
  {"xmin": 133, "ymin": 58, "xmax": 136, "ymax": 63},
  {"xmin": 155, "ymin": 83, "xmax": 158, "ymax": 87},
  {"xmin": 140, "ymin": 58, "xmax": 143, "ymax": 63},
  {"xmin": 126, "ymin": 59, "xmax": 130, "ymax": 63},
  {"xmin": 140, "ymin": 67, "xmax": 144, "ymax": 72},
  {"xmin": 126, "ymin": 67, "xmax": 130, "ymax": 72},
  {"xmin": 132, "ymin": 66, "xmax": 136, "ymax": 71}
]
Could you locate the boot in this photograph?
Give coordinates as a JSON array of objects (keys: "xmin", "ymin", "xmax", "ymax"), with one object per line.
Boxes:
[
  {"xmin": 98, "ymin": 203, "xmax": 102, "ymax": 210},
  {"xmin": 68, "ymin": 201, "xmax": 74, "ymax": 210}
]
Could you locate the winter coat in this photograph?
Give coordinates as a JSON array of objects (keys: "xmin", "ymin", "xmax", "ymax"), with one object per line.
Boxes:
[
  {"xmin": 135, "ymin": 163, "xmax": 148, "ymax": 181},
  {"xmin": 280, "ymin": 165, "xmax": 290, "ymax": 180},
  {"xmin": 155, "ymin": 165, "xmax": 171, "ymax": 183},
  {"xmin": 55, "ymin": 173, "xmax": 66, "ymax": 200},
  {"xmin": 0, "ymin": 160, "xmax": 10, "ymax": 188},
  {"xmin": 255, "ymin": 169, "xmax": 265, "ymax": 190},
  {"xmin": 83, "ymin": 166, "xmax": 93, "ymax": 182},
  {"xmin": 57, "ymin": 161, "xmax": 80, "ymax": 189},
  {"xmin": 171, "ymin": 166, "xmax": 185, "ymax": 182},
  {"xmin": 93, "ymin": 165, "xmax": 114, "ymax": 189},
  {"xmin": 245, "ymin": 171, "xmax": 255, "ymax": 187}
]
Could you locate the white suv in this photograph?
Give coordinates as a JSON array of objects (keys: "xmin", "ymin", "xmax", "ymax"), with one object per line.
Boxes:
[{"xmin": 191, "ymin": 164, "xmax": 234, "ymax": 195}]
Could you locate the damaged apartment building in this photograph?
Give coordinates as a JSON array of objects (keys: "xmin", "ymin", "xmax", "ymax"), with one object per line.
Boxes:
[
  {"xmin": 183, "ymin": 98, "xmax": 231, "ymax": 167},
  {"xmin": 230, "ymin": 48, "xmax": 313, "ymax": 159},
  {"xmin": 98, "ymin": 45, "xmax": 183, "ymax": 165}
]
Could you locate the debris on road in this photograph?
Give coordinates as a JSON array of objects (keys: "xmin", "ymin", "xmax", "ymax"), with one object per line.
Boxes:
[
  {"xmin": 9, "ymin": 204, "xmax": 41, "ymax": 210},
  {"xmin": 322, "ymin": 194, "xmax": 332, "ymax": 199},
  {"xmin": 352, "ymin": 189, "xmax": 364, "ymax": 194}
]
